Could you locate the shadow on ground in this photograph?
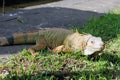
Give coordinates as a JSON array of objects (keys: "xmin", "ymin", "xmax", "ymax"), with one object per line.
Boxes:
[
  {"xmin": 0, "ymin": 0, "xmax": 61, "ymax": 6},
  {"xmin": 5, "ymin": 66, "xmax": 120, "ymax": 80},
  {"xmin": 0, "ymin": 7, "xmax": 103, "ymax": 54}
]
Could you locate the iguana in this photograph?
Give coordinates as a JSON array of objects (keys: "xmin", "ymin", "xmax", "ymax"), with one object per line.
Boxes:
[{"xmin": 0, "ymin": 28, "xmax": 104, "ymax": 56}]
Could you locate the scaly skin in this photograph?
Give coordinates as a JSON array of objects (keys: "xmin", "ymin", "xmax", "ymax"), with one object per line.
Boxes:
[
  {"xmin": 0, "ymin": 28, "xmax": 104, "ymax": 56},
  {"xmin": 0, "ymin": 28, "xmax": 73, "ymax": 56}
]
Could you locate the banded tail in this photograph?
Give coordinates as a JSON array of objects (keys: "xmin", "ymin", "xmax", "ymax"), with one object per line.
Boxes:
[{"xmin": 0, "ymin": 31, "xmax": 39, "ymax": 46}]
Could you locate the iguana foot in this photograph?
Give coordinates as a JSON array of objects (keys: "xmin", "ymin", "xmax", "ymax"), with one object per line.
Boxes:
[{"xmin": 28, "ymin": 48, "xmax": 39, "ymax": 57}]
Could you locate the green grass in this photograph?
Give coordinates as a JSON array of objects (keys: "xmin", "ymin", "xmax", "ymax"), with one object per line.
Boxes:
[{"xmin": 1, "ymin": 9, "xmax": 120, "ymax": 80}]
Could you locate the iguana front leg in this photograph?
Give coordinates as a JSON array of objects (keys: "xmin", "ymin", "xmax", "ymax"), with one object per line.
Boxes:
[
  {"xmin": 52, "ymin": 45, "xmax": 73, "ymax": 53},
  {"xmin": 52, "ymin": 45, "xmax": 64, "ymax": 53},
  {"xmin": 28, "ymin": 36, "xmax": 47, "ymax": 56}
]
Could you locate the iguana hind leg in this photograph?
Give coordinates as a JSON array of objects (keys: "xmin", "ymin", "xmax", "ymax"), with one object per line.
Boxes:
[
  {"xmin": 28, "ymin": 36, "xmax": 47, "ymax": 56},
  {"xmin": 28, "ymin": 44, "xmax": 47, "ymax": 56}
]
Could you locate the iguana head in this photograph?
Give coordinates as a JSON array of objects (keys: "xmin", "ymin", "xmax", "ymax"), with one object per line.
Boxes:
[{"xmin": 84, "ymin": 36, "xmax": 104, "ymax": 55}]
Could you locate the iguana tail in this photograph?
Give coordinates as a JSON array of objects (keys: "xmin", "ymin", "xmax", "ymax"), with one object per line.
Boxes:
[{"xmin": 0, "ymin": 31, "xmax": 39, "ymax": 46}]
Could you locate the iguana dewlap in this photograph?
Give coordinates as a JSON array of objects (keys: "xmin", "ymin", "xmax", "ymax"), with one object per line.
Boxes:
[{"xmin": 0, "ymin": 28, "xmax": 104, "ymax": 56}]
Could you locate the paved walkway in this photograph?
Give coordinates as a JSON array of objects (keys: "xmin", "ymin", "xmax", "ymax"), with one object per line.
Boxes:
[
  {"xmin": 24, "ymin": 0, "xmax": 120, "ymax": 13},
  {"xmin": 0, "ymin": 0, "xmax": 120, "ymax": 59}
]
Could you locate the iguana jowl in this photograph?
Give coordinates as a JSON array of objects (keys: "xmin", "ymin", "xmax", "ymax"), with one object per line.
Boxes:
[{"xmin": 0, "ymin": 28, "xmax": 104, "ymax": 56}]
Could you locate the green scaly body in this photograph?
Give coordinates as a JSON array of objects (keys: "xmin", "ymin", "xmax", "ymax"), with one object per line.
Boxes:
[{"xmin": 0, "ymin": 28, "xmax": 73, "ymax": 51}]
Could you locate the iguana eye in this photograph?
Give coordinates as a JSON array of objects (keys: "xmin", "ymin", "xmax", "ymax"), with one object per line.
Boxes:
[{"xmin": 91, "ymin": 41, "xmax": 94, "ymax": 44}]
